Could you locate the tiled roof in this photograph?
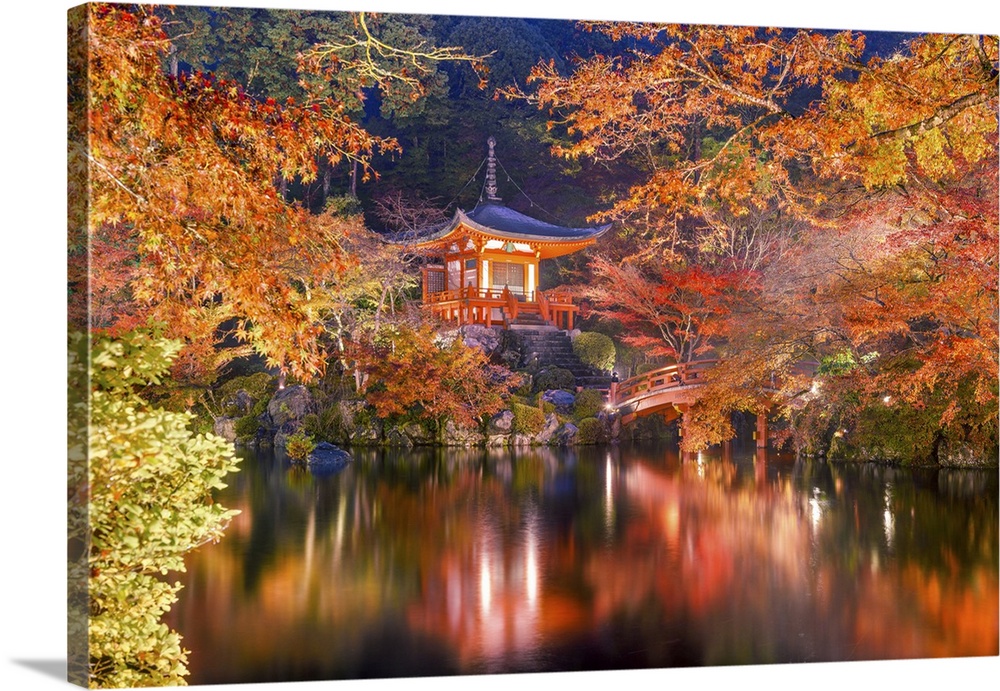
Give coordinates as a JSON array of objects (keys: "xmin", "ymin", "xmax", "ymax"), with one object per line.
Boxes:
[{"xmin": 408, "ymin": 203, "xmax": 611, "ymax": 245}]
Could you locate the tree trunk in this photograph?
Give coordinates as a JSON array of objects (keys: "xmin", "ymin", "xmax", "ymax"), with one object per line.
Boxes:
[{"xmin": 168, "ymin": 43, "xmax": 178, "ymax": 79}]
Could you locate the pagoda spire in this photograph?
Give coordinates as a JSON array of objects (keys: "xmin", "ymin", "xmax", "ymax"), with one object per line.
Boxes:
[{"xmin": 484, "ymin": 136, "xmax": 501, "ymax": 202}]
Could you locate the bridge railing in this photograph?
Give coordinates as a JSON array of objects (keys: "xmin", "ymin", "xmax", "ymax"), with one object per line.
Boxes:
[{"xmin": 612, "ymin": 359, "xmax": 718, "ymax": 407}]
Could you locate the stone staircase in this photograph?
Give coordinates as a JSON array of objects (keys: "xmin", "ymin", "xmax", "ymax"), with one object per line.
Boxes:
[
  {"xmin": 505, "ymin": 301, "xmax": 550, "ymax": 330},
  {"xmin": 518, "ymin": 329, "xmax": 613, "ymax": 390}
]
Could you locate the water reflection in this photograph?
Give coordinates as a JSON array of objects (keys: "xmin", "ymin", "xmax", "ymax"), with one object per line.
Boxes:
[{"xmin": 167, "ymin": 443, "xmax": 999, "ymax": 684}]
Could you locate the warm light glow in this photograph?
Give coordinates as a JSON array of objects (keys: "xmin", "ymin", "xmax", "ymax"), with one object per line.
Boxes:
[
  {"xmin": 525, "ymin": 531, "xmax": 538, "ymax": 609},
  {"xmin": 480, "ymin": 552, "xmax": 492, "ymax": 614},
  {"xmin": 605, "ymin": 456, "xmax": 614, "ymax": 536},
  {"xmin": 810, "ymin": 497, "xmax": 823, "ymax": 531},
  {"xmin": 884, "ymin": 485, "xmax": 895, "ymax": 546},
  {"xmin": 809, "ymin": 488, "xmax": 825, "ymax": 531}
]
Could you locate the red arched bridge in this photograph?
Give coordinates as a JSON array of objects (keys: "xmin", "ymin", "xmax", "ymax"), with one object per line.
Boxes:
[{"xmin": 608, "ymin": 359, "xmax": 775, "ymax": 448}]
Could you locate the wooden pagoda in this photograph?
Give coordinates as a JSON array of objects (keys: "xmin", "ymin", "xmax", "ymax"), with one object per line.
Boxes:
[{"xmin": 406, "ymin": 137, "xmax": 611, "ymax": 330}]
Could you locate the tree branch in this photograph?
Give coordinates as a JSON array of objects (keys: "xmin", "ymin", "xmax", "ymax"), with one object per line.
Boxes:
[{"xmin": 872, "ymin": 86, "xmax": 998, "ymax": 141}]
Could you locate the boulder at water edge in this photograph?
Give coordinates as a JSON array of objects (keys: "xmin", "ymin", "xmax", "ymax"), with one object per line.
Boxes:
[
  {"xmin": 307, "ymin": 442, "xmax": 352, "ymax": 476},
  {"xmin": 212, "ymin": 417, "xmax": 237, "ymax": 443}
]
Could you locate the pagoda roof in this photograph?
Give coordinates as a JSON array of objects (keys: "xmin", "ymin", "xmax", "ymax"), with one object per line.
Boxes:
[{"xmin": 408, "ymin": 202, "xmax": 612, "ymax": 247}]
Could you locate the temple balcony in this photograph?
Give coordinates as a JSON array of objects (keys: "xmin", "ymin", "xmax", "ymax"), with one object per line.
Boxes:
[{"xmin": 422, "ymin": 285, "xmax": 578, "ymax": 330}]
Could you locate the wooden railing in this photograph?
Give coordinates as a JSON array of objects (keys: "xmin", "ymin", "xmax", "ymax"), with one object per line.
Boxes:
[
  {"xmin": 537, "ymin": 289, "xmax": 551, "ymax": 323},
  {"xmin": 502, "ymin": 286, "xmax": 519, "ymax": 321},
  {"xmin": 425, "ymin": 286, "xmax": 509, "ymax": 303},
  {"xmin": 611, "ymin": 359, "xmax": 719, "ymax": 407},
  {"xmin": 422, "ymin": 285, "xmax": 580, "ymax": 329},
  {"xmin": 538, "ymin": 289, "xmax": 577, "ymax": 329}
]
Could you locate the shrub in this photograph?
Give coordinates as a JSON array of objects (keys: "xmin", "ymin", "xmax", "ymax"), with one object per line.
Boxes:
[
  {"xmin": 534, "ymin": 367, "xmax": 575, "ymax": 392},
  {"xmin": 285, "ymin": 430, "xmax": 316, "ymax": 461},
  {"xmin": 512, "ymin": 403, "xmax": 546, "ymax": 436},
  {"xmin": 574, "ymin": 389, "xmax": 606, "ymax": 420},
  {"xmin": 234, "ymin": 414, "xmax": 261, "ymax": 441},
  {"xmin": 81, "ymin": 331, "xmax": 239, "ymax": 687},
  {"xmin": 576, "ymin": 417, "xmax": 607, "ymax": 444},
  {"xmin": 572, "ymin": 332, "xmax": 616, "ymax": 372},
  {"xmin": 512, "ymin": 374, "xmax": 534, "ymax": 397},
  {"xmin": 508, "ymin": 394, "xmax": 532, "ymax": 408},
  {"xmin": 303, "ymin": 408, "xmax": 347, "ymax": 444}
]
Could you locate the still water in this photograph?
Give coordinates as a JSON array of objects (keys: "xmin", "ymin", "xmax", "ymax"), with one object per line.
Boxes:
[{"xmin": 167, "ymin": 443, "xmax": 998, "ymax": 684}]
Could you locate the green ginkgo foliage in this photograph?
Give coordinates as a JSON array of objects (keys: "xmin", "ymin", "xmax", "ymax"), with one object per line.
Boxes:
[{"xmin": 81, "ymin": 330, "xmax": 240, "ymax": 687}]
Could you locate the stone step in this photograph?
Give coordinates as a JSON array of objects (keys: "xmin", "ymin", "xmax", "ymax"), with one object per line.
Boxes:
[
  {"xmin": 515, "ymin": 328, "xmax": 614, "ymax": 389},
  {"xmin": 508, "ymin": 324, "xmax": 559, "ymax": 332}
]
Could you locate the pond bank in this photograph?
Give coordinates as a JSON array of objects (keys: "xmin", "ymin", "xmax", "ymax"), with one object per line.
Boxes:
[{"xmin": 210, "ymin": 377, "xmax": 997, "ymax": 468}]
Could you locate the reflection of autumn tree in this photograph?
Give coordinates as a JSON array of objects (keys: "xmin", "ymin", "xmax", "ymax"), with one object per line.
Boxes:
[
  {"xmin": 582, "ymin": 453, "xmax": 998, "ymax": 664},
  {"xmin": 804, "ymin": 462, "xmax": 999, "ymax": 580},
  {"xmin": 170, "ymin": 447, "xmax": 996, "ymax": 682}
]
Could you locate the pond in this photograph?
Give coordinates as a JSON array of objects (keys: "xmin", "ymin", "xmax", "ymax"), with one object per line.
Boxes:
[{"xmin": 166, "ymin": 442, "xmax": 998, "ymax": 685}]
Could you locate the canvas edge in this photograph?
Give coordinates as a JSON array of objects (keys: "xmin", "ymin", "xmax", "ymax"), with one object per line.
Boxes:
[{"xmin": 67, "ymin": 3, "xmax": 91, "ymax": 687}]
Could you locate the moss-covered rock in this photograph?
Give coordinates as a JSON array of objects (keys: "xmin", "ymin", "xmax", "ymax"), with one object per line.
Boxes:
[
  {"xmin": 215, "ymin": 372, "xmax": 276, "ymax": 416},
  {"xmin": 534, "ymin": 414, "xmax": 562, "ymax": 444},
  {"xmin": 552, "ymin": 422, "xmax": 579, "ymax": 446},
  {"xmin": 444, "ymin": 419, "xmax": 484, "ymax": 447},
  {"xmin": 266, "ymin": 385, "xmax": 316, "ymax": 428}
]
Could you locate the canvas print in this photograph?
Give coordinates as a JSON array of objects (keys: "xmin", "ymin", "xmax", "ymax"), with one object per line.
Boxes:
[{"xmin": 67, "ymin": 2, "xmax": 998, "ymax": 688}]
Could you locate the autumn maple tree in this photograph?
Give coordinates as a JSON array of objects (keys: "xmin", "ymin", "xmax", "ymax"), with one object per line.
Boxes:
[
  {"xmin": 68, "ymin": 5, "xmax": 505, "ymax": 687},
  {"xmin": 70, "ymin": 5, "xmax": 489, "ymax": 390},
  {"xmin": 587, "ymin": 256, "xmax": 748, "ymax": 363},
  {"xmin": 518, "ymin": 25, "xmax": 998, "ymax": 453},
  {"xmin": 354, "ymin": 318, "xmax": 521, "ymax": 430}
]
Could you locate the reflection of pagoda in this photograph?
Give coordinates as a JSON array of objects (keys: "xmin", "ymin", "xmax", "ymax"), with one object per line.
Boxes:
[{"xmin": 406, "ymin": 137, "xmax": 611, "ymax": 330}]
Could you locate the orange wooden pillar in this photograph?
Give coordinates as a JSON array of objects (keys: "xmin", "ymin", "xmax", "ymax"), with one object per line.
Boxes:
[
  {"xmin": 678, "ymin": 404, "xmax": 695, "ymax": 462},
  {"xmin": 754, "ymin": 407, "xmax": 769, "ymax": 482},
  {"xmin": 755, "ymin": 408, "xmax": 768, "ymax": 449}
]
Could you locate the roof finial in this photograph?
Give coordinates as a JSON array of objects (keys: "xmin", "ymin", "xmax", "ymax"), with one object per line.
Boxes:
[{"xmin": 485, "ymin": 135, "xmax": 501, "ymax": 202}]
